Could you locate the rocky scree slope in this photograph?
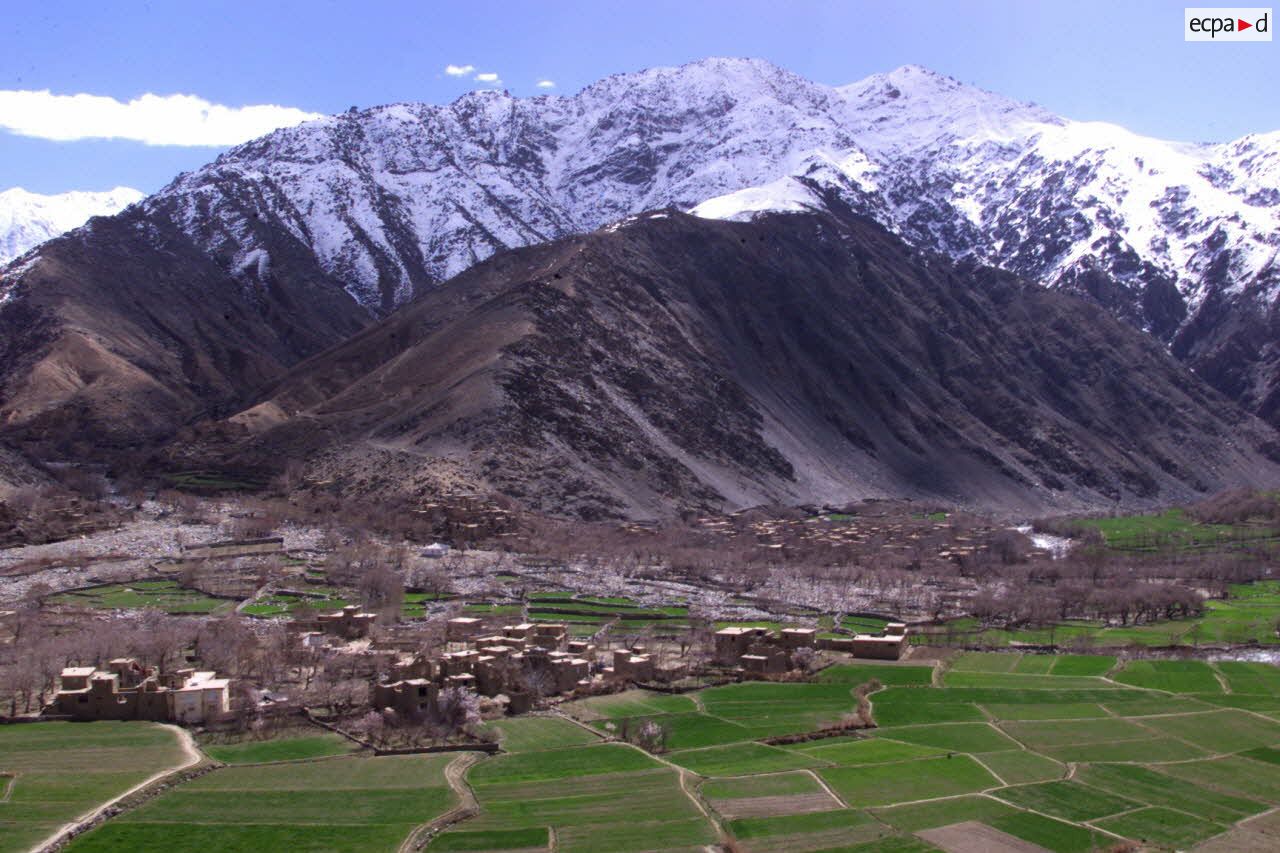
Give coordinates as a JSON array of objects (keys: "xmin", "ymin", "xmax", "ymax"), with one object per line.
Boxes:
[{"xmin": 193, "ymin": 207, "xmax": 1280, "ymax": 519}]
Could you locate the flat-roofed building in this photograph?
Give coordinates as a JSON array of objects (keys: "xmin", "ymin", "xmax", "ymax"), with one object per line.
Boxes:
[
  {"xmin": 317, "ymin": 605, "xmax": 377, "ymax": 640},
  {"xmin": 373, "ymin": 678, "xmax": 439, "ymax": 717},
  {"xmin": 780, "ymin": 628, "xmax": 818, "ymax": 649},
  {"xmin": 446, "ymin": 617, "xmax": 484, "ymax": 642},
  {"xmin": 851, "ymin": 634, "xmax": 905, "ymax": 660},
  {"xmin": 47, "ymin": 662, "xmax": 230, "ymax": 723}
]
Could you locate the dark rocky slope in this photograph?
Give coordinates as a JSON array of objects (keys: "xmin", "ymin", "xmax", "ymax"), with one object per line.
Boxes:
[
  {"xmin": 191, "ymin": 208, "xmax": 1280, "ymax": 519},
  {"xmin": 0, "ymin": 210, "xmax": 369, "ymax": 453}
]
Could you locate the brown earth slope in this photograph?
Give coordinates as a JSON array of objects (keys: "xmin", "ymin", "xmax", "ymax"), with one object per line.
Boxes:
[
  {"xmin": 0, "ymin": 210, "xmax": 370, "ymax": 453},
  {"xmin": 190, "ymin": 206, "xmax": 1280, "ymax": 519}
]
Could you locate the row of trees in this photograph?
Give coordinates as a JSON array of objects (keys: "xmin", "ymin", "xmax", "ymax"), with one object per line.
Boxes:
[{"xmin": 969, "ymin": 581, "xmax": 1203, "ymax": 629}]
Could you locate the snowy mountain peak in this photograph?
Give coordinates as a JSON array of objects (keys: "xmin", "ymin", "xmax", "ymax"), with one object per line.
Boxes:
[
  {"xmin": 17, "ymin": 58, "xmax": 1277, "ymax": 351},
  {"xmin": 0, "ymin": 186, "xmax": 144, "ymax": 264},
  {"xmin": 5, "ymin": 57, "xmax": 1280, "ymax": 437}
]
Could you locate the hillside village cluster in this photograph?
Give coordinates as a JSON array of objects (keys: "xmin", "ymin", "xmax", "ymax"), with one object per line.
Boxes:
[{"xmin": 42, "ymin": 600, "xmax": 910, "ymax": 726}]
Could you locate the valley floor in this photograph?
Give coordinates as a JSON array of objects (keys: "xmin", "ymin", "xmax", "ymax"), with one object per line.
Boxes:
[{"xmin": 10, "ymin": 651, "xmax": 1280, "ymax": 853}]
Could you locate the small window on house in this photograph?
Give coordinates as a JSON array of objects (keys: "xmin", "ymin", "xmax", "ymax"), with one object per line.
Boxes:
[
  {"xmin": 418, "ymin": 686, "xmax": 428, "ymax": 696},
  {"xmin": 78, "ymin": 695, "xmax": 88, "ymax": 703}
]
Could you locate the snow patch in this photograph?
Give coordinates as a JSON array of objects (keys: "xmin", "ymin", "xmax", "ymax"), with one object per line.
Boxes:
[{"xmin": 690, "ymin": 176, "xmax": 823, "ymax": 221}]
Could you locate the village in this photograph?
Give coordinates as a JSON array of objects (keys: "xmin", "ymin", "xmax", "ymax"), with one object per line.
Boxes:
[
  {"xmin": 7, "ymin": 487, "xmax": 1280, "ymax": 853},
  {"xmin": 0, "ymin": 488, "xmax": 991, "ymax": 739},
  {"xmin": 37, "ymin": 594, "xmax": 911, "ymax": 733}
]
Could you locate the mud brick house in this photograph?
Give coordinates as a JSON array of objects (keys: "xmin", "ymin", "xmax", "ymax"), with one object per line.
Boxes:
[
  {"xmin": 316, "ymin": 605, "xmax": 377, "ymax": 639},
  {"xmin": 610, "ymin": 648, "xmax": 655, "ymax": 681},
  {"xmin": 849, "ymin": 634, "xmax": 906, "ymax": 660},
  {"xmin": 532, "ymin": 623, "xmax": 567, "ymax": 649},
  {"xmin": 714, "ymin": 626, "xmax": 772, "ymax": 665},
  {"xmin": 779, "ymin": 628, "xmax": 818, "ymax": 648},
  {"xmin": 714, "ymin": 625, "xmax": 815, "ymax": 670},
  {"xmin": 47, "ymin": 659, "xmax": 230, "ymax": 723},
  {"xmin": 817, "ymin": 623, "xmax": 910, "ymax": 660},
  {"xmin": 446, "ymin": 617, "xmax": 483, "ymax": 643},
  {"xmin": 373, "ymin": 678, "xmax": 438, "ymax": 717},
  {"xmin": 375, "ymin": 621, "xmax": 599, "ymax": 716}
]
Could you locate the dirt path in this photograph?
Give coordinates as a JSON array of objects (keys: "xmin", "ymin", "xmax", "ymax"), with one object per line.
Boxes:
[
  {"xmin": 613, "ymin": 740, "xmax": 726, "ymax": 846},
  {"xmin": 32, "ymin": 724, "xmax": 202, "ymax": 853},
  {"xmin": 1209, "ymin": 662, "xmax": 1232, "ymax": 694},
  {"xmin": 803, "ymin": 768, "xmax": 849, "ymax": 808},
  {"xmin": 969, "ymin": 753, "xmax": 1009, "ymax": 787},
  {"xmin": 397, "ymin": 752, "xmax": 482, "ymax": 853},
  {"xmin": 549, "ymin": 708, "xmax": 608, "ymax": 740}
]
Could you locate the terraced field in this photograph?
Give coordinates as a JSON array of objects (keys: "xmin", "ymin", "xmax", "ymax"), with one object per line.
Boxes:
[
  {"xmin": 0, "ymin": 722, "xmax": 193, "ymax": 853},
  {"xmin": 241, "ymin": 586, "xmax": 353, "ymax": 617},
  {"xmin": 543, "ymin": 653, "xmax": 1280, "ymax": 851},
  {"xmin": 46, "ymin": 580, "xmax": 234, "ymax": 615},
  {"xmin": 65, "ymin": 753, "xmax": 459, "ymax": 853},
  {"xmin": 199, "ymin": 731, "xmax": 357, "ymax": 764},
  {"xmin": 17, "ymin": 651, "xmax": 1280, "ymax": 852},
  {"xmin": 437, "ymin": 743, "xmax": 715, "ymax": 853}
]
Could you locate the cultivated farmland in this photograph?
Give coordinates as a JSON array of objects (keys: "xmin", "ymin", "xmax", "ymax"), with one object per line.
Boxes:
[
  {"xmin": 19, "ymin": 648, "xmax": 1280, "ymax": 853},
  {"xmin": 65, "ymin": 753, "xmax": 458, "ymax": 853},
  {"xmin": 0, "ymin": 722, "xmax": 192, "ymax": 853}
]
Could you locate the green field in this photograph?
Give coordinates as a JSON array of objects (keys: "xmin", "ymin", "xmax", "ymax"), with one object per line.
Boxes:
[
  {"xmin": 819, "ymin": 755, "xmax": 998, "ymax": 805},
  {"xmin": 47, "ymin": 581, "xmax": 235, "ymax": 615},
  {"xmin": 815, "ymin": 663, "xmax": 934, "ymax": 686},
  {"xmin": 973, "ymin": 749, "xmax": 1065, "ymax": 784},
  {"xmin": 992, "ymin": 780, "xmax": 1140, "ymax": 821},
  {"xmin": 787, "ymin": 736, "xmax": 946, "ymax": 766},
  {"xmin": 563, "ymin": 689, "xmax": 697, "ymax": 721},
  {"xmin": 1071, "ymin": 507, "xmax": 1280, "ymax": 551},
  {"xmin": 67, "ymin": 754, "xmax": 457, "ymax": 853},
  {"xmin": 241, "ymin": 588, "xmax": 353, "ymax": 617},
  {"xmin": 450, "ymin": 745, "xmax": 715, "ymax": 853},
  {"xmin": 1112, "ymin": 659, "xmax": 1224, "ymax": 693},
  {"xmin": 870, "ymin": 723, "xmax": 1019, "ymax": 753},
  {"xmin": 484, "ymin": 716, "xmax": 602, "ymax": 753},
  {"xmin": 700, "ymin": 770, "xmax": 825, "ymax": 800},
  {"xmin": 666, "ymin": 741, "xmax": 827, "ymax": 775},
  {"xmin": 1095, "ymin": 806, "xmax": 1227, "ymax": 848},
  {"xmin": 31, "ymin": 651, "xmax": 1280, "ymax": 853},
  {"xmin": 0, "ymin": 722, "xmax": 191, "ymax": 853},
  {"xmin": 199, "ymin": 732, "xmax": 357, "ymax": 764}
]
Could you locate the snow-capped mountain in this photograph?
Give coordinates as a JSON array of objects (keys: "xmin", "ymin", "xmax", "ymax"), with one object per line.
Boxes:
[
  {"xmin": 135, "ymin": 58, "xmax": 1278, "ymax": 325},
  {"xmin": 0, "ymin": 186, "xmax": 143, "ymax": 264},
  {"xmin": 3, "ymin": 57, "xmax": 1280, "ymax": 444}
]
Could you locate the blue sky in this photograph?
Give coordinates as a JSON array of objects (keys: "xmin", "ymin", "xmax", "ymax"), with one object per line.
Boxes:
[{"xmin": 2, "ymin": 0, "xmax": 1276, "ymax": 194}]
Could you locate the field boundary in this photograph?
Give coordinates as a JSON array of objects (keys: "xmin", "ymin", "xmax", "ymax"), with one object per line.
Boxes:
[
  {"xmin": 32, "ymin": 723, "xmax": 206, "ymax": 853},
  {"xmin": 398, "ymin": 752, "xmax": 482, "ymax": 853}
]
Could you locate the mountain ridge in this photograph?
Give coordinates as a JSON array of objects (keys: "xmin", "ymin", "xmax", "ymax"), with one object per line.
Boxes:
[
  {"xmin": 185, "ymin": 207, "xmax": 1280, "ymax": 519},
  {"xmin": 112, "ymin": 57, "xmax": 1280, "ymax": 425},
  {"xmin": 2, "ymin": 57, "xmax": 1279, "ymax": 478},
  {"xmin": 0, "ymin": 186, "xmax": 143, "ymax": 265}
]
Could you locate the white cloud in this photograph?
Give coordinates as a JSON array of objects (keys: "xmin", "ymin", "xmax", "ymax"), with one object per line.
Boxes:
[
  {"xmin": 536, "ymin": 80, "xmax": 556, "ymax": 89},
  {"xmin": 474, "ymin": 72, "xmax": 501, "ymax": 83},
  {"xmin": 0, "ymin": 90, "xmax": 322, "ymax": 147},
  {"xmin": 444, "ymin": 64, "xmax": 475, "ymax": 77}
]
